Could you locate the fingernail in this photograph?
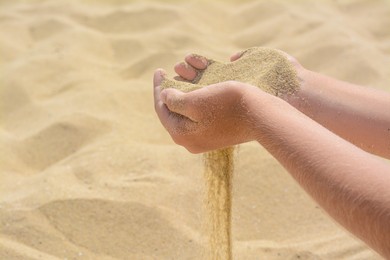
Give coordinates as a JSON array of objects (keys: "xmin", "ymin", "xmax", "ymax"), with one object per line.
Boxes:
[
  {"xmin": 237, "ymin": 50, "xmax": 245, "ymax": 58},
  {"xmin": 192, "ymin": 54, "xmax": 208, "ymax": 66}
]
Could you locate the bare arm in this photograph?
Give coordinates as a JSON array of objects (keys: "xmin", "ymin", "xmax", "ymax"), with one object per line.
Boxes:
[
  {"xmin": 154, "ymin": 69, "xmax": 390, "ymax": 257},
  {"xmin": 154, "ymin": 72, "xmax": 390, "ymax": 257},
  {"xmin": 247, "ymin": 89, "xmax": 390, "ymax": 258},
  {"xmin": 284, "ymin": 68, "xmax": 390, "ymax": 159},
  {"xmin": 154, "ymin": 50, "xmax": 390, "ymax": 257},
  {"xmin": 175, "ymin": 52, "xmax": 390, "ymax": 159}
]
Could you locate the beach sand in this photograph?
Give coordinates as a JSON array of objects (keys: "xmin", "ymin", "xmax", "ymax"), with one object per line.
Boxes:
[{"xmin": 1, "ymin": 0, "xmax": 389, "ymax": 259}]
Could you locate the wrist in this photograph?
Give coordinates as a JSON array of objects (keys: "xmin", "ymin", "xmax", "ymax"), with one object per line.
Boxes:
[
  {"xmin": 241, "ymin": 86, "xmax": 279, "ymax": 141},
  {"xmin": 281, "ymin": 67, "xmax": 314, "ymax": 110}
]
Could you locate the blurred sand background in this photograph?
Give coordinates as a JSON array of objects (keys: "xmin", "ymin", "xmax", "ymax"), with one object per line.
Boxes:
[{"xmin": 1, "ymin": 0, "xmax": 389, "ymax": 259}]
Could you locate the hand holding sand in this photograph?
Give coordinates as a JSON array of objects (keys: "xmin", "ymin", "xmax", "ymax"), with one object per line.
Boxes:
[
  {"xmin": 154, "ymin": 47, "xmax": 299, "ymax": 153},
  {"xmin": 155, "ymin": 75, "xmax": 258, "ymax": 153}
]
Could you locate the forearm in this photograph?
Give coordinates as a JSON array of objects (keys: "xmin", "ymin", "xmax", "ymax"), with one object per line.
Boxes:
[
  {"xmin": 285, "ymin": 69, "xmax": 390, "ymax": 158},
  {"xmin": 248, "ymin": 92, "xmax": 390, "ymax": 258}
]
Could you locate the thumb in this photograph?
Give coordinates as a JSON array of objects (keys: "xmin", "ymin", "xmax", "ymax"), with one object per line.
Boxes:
[
  {"xmin": 153, "ymin": 68, "xmax": 166, "ymax": 88},
  {"xmin": 161, "ymin": 88, "xmax": 197, "ymax": 122}
]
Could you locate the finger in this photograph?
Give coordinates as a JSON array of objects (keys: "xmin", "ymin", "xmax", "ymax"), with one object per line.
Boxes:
[
  {"xmin": 153, "ymin": 69, "xmax": 171, "ymax": 124},
  {"xmin": 230, "ymin": 51, "xmax": 244, "ymax": 62},
  {"xmin": 174, "ymin": 62, "xmax": 197, "ymax": 81},
  {"xmin": 157, "ymin": 99, "xmax": 197, "ymax": 137},
  {"xmin": 153, "ymin": 70, "xmax": 198, "ymax": 135},
  {"xmin": 166, "ymin": 112, "xmax": 198, "ymax": 137},
  {"xmin": 160, "ymin": 88, "xmax": 198, "ymax": 122},
  {"xmin": 173, "ymin": 75, "xmax": 188, "ymax": 82},
  {"xmin": 153, "ymin": 68, "xmax": 165, "ymax": 89},
  {"xmin": 185, "ymin": 54, "xmax": 208, "ymax": 70}
]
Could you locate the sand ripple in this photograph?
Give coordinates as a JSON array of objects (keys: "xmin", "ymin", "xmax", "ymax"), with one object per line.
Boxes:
[{"xmin": 1, "ymin": 0, "xmax": 388, "ymax": 259}]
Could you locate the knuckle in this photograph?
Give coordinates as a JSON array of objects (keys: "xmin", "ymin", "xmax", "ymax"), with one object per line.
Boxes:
[{"xmin": 164, "ymin": 91, "xmax": 173, "ymax": 104}]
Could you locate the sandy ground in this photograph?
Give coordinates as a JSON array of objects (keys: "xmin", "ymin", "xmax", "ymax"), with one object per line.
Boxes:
[{"xmin": 1, "ymin": 0, "xmax": 389, "ymax": 259}]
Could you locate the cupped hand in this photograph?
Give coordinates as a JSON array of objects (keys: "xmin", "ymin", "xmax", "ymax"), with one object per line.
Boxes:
[
  {"xmin": 153, "ymin": 69, "xmax": 261, "ymax": 153},
  {"xmin": 154, "ymin": 49, "xmax": 303, "ymax": 153}
]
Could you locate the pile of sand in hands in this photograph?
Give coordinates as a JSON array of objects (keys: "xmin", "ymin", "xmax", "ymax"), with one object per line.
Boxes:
[
  {"xmin": 161, "ymin": 47, "xmax": 299, "ymax": 260},
  {"xmin": 162, "ymin": 47, "xmax": 299, "ymax": 95}
]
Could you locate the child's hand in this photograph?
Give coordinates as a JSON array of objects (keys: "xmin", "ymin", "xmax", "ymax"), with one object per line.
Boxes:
[{"xmin": 153, "ymin": 69, "xmax": 262, "ymax": 153}]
